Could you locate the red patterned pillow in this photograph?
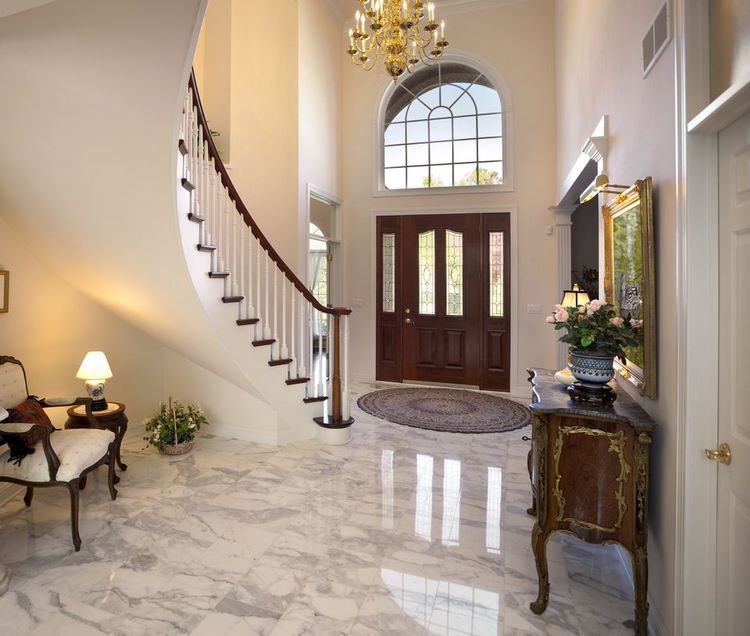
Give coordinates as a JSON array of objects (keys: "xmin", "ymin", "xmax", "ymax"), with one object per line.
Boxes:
[{"xmin": 3, "ymin": 398, "xmax": 55, "ymax": 463}]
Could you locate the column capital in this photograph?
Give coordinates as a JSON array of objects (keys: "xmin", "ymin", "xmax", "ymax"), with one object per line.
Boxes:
[{"xmin": 549, "ymin": 205, "xmax": 577, "ymax": 224}]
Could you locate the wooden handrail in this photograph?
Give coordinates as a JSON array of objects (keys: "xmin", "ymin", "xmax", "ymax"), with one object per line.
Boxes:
[{"xmin": 187, "ymin": 71, "xmax": 351, "ymax": 318}]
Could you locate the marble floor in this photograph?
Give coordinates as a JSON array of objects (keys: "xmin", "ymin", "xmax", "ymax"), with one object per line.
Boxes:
[{"xmin": 0, "ymin": 385, "xmax": 638, "ymax": 635}]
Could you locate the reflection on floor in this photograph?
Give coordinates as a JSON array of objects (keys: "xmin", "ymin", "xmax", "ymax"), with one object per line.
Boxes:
[{"xmin": 0, "ymin": 384, "xmax": 638, "ymax": 635}]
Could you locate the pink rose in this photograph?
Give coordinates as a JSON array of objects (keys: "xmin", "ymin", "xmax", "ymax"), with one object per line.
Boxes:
[
  {"xmin": 555, "ymin": 304, "xmax": 564, "ymax": 311},
  {"xmin": 578, "ymin": 306, "xmax": 587, "ymax": 314},
  {"xmin": 611, "ymin": 317, "xmax": 624, "ymax": 326},
  {"xmin": 545, "ymin": 315, "xmax": 556, "ymax": 324},
  {"xmin": 554, "ymin": 308, "xmax": 569, "ymax": 322}
]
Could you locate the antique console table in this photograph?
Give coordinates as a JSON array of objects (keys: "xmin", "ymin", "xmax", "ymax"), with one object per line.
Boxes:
[{"xmin": 526, "ymin": 368, "xmax": 656, "ymax": 636}]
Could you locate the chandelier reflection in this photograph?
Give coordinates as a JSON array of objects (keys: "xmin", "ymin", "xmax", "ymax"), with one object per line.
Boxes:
[{"xmin": 347, "ymin": 1, "xmax": 449, "ymax": 79}]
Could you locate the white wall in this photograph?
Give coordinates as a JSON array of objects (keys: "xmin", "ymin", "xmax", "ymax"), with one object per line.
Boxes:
[
  {"xmin": 298, "ymin": 0, "xmax": 344, "ymax": 272},
  {"xmin": 340, "ymin": 0, "xmax": 559, "ymax": 393},
  {"xmin": 0, "ymin": 215, "xmax": 163, "ymax": 428},
  {"xmin": 710, "ymin": 0, "xmax": 750, "ymax": 98},
  {"xmin": 556, "ymin": 1, "xmax": 679, "ymax": 632}
]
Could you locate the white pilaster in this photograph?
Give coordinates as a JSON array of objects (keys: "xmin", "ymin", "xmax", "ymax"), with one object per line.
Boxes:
[{"xmin": 550, "ymin": 204, "xmax": 577, "ymax": 369}]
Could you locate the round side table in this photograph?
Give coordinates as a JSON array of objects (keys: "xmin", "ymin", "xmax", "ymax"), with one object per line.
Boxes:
[{"xmin": 65, "ymin": 401, "xmax": 128, "ymax": 474}]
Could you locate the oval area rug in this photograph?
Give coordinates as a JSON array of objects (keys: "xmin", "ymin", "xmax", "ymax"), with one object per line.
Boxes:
[{"xmin": 357, "ymin": 387, "xmax": 530, "ymax": 433}]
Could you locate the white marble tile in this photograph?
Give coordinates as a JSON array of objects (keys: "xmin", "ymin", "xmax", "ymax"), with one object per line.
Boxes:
[{"xmin": 0, "ymin": 385, "xmax": 641, "ymax": 635}]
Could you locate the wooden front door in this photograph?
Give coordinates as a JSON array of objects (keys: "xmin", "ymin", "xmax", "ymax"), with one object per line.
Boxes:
[{"xmin": 376, "ymin": 213, "xmax": 510, "ymax": 390}]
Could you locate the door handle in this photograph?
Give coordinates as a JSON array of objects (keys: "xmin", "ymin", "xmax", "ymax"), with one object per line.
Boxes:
[
  {"xmin": 405, "ymin": 318, "xmax": 414, "ymax": 325},
  {"xmin": 705, "ymin": 443, "xmax": 731, "ymax": 465}
]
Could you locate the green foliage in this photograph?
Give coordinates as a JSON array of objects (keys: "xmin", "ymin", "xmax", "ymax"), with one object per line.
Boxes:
[
  {"xmin": 458, "ymin": 167, "xmax": 501, "ymax": 186},
  {"xmin": 423, "ymin": 176, "xmax": 444, "ymax": 187},
  {"xmin": 143, "ymin": 400, "xmax": 208, "ymax": 449},
  {"xmin": 547, "ymin": 301, "xmax": 642, "ymax": 363}
]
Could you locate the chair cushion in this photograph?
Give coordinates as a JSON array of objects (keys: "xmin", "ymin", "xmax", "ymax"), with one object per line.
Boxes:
[
  {"xmin": 0, "ymin": 361, "xmax": 28, "ymax": 410},
  {"xmin": 0, "ymin": 429, "xmax": 115, "ymax": 483}
]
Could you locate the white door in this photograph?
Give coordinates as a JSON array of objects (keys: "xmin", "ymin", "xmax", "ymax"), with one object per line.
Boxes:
[{"xmin": 716, "ymin": 112, "xmax": 750, "ymax": 636}]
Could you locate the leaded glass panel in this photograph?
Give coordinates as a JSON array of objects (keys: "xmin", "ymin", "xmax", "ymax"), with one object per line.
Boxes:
[
  {"xmin": 418, "ymin": 230, "xmax": 436, "ymax": 315},
  {"xmin": 382, "ymin": 233, "xmax": 396, "ymax": 313},
  {"xmin": 489, "ymin": 231, "xmax": 504, "ymax": 317},
  {"xmin": 446, "ymin": 230, "xmax": 464, "ymax": 316}
]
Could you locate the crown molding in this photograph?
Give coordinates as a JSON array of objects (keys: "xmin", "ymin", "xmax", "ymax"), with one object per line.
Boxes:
[{"xmin": 331, "ymin": 0, "xmax": 529, "ymax": 23}]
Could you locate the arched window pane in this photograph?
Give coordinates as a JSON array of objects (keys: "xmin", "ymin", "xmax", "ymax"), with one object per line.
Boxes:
[
  {"xmin": 385, "ymin": 122, "xmax": 405, "ymax": 145},
  {"xmin": 478, "ymin": 114, "xmax": 502, "ymax": 138},
  {"xmin": 407, "ymin": 120, "xmax": 429, "ymax": 143},
  {"xmin": 451, "ymin": 93, "xmax": 477, "ymax": 117},
  {"xmin": 383, "ymin": 62, "xmax": 505, "ymax": 190},
  {"xmin": 469, "ymin": 84, "xmax": 502, "ymax": 113}
]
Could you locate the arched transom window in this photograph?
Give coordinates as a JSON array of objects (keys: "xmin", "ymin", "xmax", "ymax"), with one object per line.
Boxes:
[{"xmin": 383, "ymin": 62, "xmax": 503, "ymax": 190}]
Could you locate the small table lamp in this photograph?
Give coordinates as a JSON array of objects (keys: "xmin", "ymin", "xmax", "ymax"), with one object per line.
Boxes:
[
  {"xmin": 560, "ymin": 283, "xmax": 591, "ymax": 308},
  {"xmin": 76, "ymin": 351, "xmax": 113, "ymax": 412}
]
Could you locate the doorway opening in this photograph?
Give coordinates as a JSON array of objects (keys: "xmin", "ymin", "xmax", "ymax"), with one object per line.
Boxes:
[{"xmin": 376, "ymin": 213, "xmax": 511, "ymax": 391}]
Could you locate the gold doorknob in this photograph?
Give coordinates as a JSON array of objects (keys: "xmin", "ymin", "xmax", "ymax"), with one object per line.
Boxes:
[
  {"xmin": 405, "ymin": 318, "xmax": 413, "ymax": 325},
  {"xmin": 705, "ymin": 443, "xmax": 731, "ymax": 465},
  {"xmin": 404, "ymin": 308, "xmax": 411, "ymax": 314}
]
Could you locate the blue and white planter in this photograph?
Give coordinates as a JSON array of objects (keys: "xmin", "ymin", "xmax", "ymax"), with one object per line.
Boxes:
[{"xmin": 569, "ymin": 351, "xmax": 615, "ymax": 385}]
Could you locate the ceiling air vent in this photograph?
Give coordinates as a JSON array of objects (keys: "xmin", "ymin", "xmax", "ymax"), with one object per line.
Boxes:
[{"xmin": 642, "ymin": 2, "xmax": 671, "ymax": 77}]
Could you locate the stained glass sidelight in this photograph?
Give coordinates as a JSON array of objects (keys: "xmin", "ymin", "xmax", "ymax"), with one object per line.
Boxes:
[
  {"xmin": 382, "ymin": 233, "xmax": 396, "ymax": 313},
  {"xmin": 489, "ymin": 231, "xmax": 504, "ymax": 317},
  {"xmin": 419, "ymin": 230, "xmax": 436, "ymax": 314},
  {"xmin": 446, "ymin": 230, "xmax": 464, "ymax": 316}
]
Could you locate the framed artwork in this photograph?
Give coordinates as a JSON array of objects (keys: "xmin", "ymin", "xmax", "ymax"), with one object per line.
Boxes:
[
  {"xmin": 0, "ymin": 270, "xmax": 8, "ymax": 313},
  {"xmin": 603, "ymin": 177, "xmax": 656, "ymax": 398}
]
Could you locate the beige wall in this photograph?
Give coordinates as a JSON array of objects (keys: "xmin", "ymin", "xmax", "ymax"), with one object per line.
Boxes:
[
  {"xmin": 710, "ymin": 0, "xmax": 750, "ymax": 98},
  {"xmin": 556, "ymin": 1, "xmax": 679, "ymax": 631},
  {"xmin": 340, "ymin": 0, "xmax": 559, "ymax": 391},
  {"xmin": 226, "ymin": 0, "xmax": 300, "ymax": 268},
  {"xmin": 0, "ymin": 215, "xmax": 163, "ymax": 428}
]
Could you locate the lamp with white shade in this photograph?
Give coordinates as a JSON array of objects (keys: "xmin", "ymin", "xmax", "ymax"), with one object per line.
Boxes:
[{"xmin": 76, "ymin": 351, "xmax": 113, "ymax": 412}]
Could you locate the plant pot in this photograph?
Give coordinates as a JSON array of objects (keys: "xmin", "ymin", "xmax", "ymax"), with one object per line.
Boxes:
[
  {"xmin": 569, "ymin": 351, "xmax": 615, "ymax": 385},
  {"xmin": 159, "ymin": 440, "xmax": 194, "ymax": 455}
]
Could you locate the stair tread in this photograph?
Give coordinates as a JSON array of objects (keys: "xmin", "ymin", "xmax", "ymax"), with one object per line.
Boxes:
[
  {"xmin": 252, "ymin": 339, "xmax": 276, "ymax": 347},
  {"xmin": 197, "ymin": 244, "xmax": 216, "ymax": 252},
  {"xmin": 304, "ymin": 396, "xmax": 327, "ymax": 404},
  {"xmin": 181, "ymin": 178, "xmax": 195, "ymax": 191},
  {"xmin": 236, "ymin": 318, "xmax": 260, "ymax": 326},
  {"xmin": 188, "ymin": 213, "xmax": 205, "ymax": 223},
  {"xmin": 269, "ymin": 358, "xmax": 293, "ymax": 367},
  {"xmin": 209, "ymin": 272, "xmax": 229, "ymax": 279},
  {"xmin": 286, "ymin": 377, "xmax": 310, "ymax": 385},
  {"xmin": 178, "ymin": 139, "xmax": 188, "ymax": 156},
  {"xmin": 222, "ymin": 296, "xmax": 244, "ymax": 303}
]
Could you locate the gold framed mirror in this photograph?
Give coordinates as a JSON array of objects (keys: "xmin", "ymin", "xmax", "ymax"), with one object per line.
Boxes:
[{"xmin": 602, "ymin": 177, "xmax": 656, "ymax": 398}]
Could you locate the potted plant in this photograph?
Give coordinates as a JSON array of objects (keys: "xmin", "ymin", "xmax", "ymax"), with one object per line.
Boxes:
[
  {"xmin": 546, "ymin": 299, "xmax": 642, "ymax": 385},
  {"xmin": 143, "ymin": 397, "xmax": 208, "ymax": 455}
]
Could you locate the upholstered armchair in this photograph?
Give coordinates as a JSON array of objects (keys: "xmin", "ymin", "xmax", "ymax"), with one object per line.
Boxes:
[{"xmin": 0, "ymin": 356, "xmax": 118, "ymax": 551}]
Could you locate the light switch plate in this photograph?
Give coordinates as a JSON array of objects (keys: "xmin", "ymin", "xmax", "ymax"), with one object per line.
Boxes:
[{"xmin": 527, "ymin": 304, "xmax": 542, "ymax": 314}]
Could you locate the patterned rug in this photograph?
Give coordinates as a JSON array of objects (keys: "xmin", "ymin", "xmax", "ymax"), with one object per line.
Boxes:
[{"xmin": 356, "ymin": 387, "xmax": 530, "ymax": 434}]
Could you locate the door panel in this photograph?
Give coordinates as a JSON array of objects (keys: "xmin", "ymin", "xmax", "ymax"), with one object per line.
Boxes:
[
  {"xmin": 402, "ymin": 214, "xmax": 481, "ymax": 385},
  {"xmin": 717, "ymin": 112, "xmax": 750, "ymax": 636},
  {"xmin": 376, "ymin": 217, "xmax": 403, "ymax": 382}
]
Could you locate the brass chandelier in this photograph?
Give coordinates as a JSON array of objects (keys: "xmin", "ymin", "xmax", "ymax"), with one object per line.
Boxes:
[{"xmin": 347, "ymin": 1, "xmax": 449, "ymax": 80}]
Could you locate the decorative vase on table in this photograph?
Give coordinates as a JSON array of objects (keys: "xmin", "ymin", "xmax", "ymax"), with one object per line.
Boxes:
[{"xmin": 568, "ymin": 351, "xmax": 615, "ymax": 385}]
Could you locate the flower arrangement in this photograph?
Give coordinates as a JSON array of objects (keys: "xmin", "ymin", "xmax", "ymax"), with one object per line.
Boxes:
[
  {"xmin": 546, "ymin": 298, "xmax": 642, "ymax": 362},
  {"xmin": 143, "ymin": 397, "xmax": 208, "ymax": 451}
]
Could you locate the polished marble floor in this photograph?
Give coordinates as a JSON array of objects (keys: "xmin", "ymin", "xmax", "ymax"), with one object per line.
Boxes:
[{"xmin": 0, "ymin": 385, "xmax": 638, "ymax": 635}]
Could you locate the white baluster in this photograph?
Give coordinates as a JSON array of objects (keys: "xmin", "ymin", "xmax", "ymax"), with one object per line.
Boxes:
[
  {"xmin": 307, "ymin": 302, "xmax": 314, "ymax": 395},
  {"xmin": 223, "ymin": 192, "xmax": 231, "ymax": 297},
  {"xmin": 216, "ymin": 174, "xmax": 225, "ymax": 274},
  {"xmin": 326, "ymin": 313, "xmax": 332, "ymax": 400},
  {"xmin": 290, "ymin": 290, "xmax": 296, "ymax": 377},
  {"xmin": 245, "ymin": 225, "xmax": 255, "ymax": 319},
  {"xmin": 281, "ymin": 276, "xmax": 289, "ymax": 360},
  {"xmin": 263, "ymin": 251, "xmax": 272, "ymax": 341},
  {"xmin": 231, "ymin": 208, "xmax": 240, "ymax": 298},
  {"xmin": 256, "ymin": 238, "xmax": 262, "ymax": 329},
  {"xmin": 298, "ymin": 294, "xmax": 307, "ymax": 379},
  {"xmin": 317, "ymin": 311, "xmax": 325, "ymax": 397},
  {"xmin": 238, "ymin": 218, "xmax": 247, "ymax": 320},
  {"xmin": 342, "ymin": 314, "xmax": 351, "ymax": 421},
  {"xmin": 272, "ymin": 266, "xmax": 279, "ymax": 359}
]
